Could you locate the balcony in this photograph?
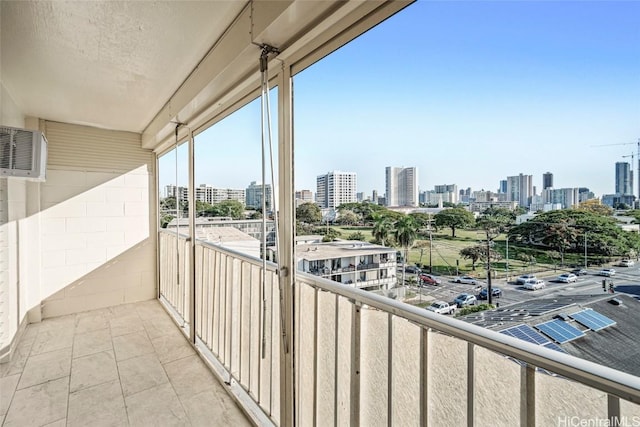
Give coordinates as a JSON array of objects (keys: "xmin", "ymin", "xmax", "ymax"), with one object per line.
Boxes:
[
  {"xmin": 0, "ymin": 299, "xmax": 250, "ymax": 426},
  {"xmin": 155, "ymin": 230, "xmax": 640, "ymax": 425},
  {"xmin": 2, "ymin": 230, "xmax": 639, "ymax": 425},
  {"xmin": 1, "ymin": 1, "xmax": 639, "ymax": 426}
]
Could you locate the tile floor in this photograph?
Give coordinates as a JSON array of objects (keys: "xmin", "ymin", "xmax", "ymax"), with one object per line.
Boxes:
[{"xmin": 0, "ymin": 300, "xmax": 251, "ymax": 426}]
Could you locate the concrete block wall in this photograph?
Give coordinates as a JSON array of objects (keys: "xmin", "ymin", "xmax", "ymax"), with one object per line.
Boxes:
[
  {"xmin": 40, "ymin": 168, "xmax": 155, "ymax": 316},
  {"xmin": 37, "ymin": 122, "xmax": 157, "ymax": 318},
  {"xmin": 0, "ymin": 179, "xmax": 9, "ymax": 352},
  {"xmin": 0, "ymin": 83, "xmax": 25, "ymax": 354}
]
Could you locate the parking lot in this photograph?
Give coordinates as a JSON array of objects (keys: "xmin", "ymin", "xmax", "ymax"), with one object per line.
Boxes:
[{"xmin": 401, "ymin": 263, "xmax": 640, "ymax": 308}]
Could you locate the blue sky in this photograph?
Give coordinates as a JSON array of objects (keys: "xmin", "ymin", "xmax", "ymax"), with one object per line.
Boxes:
[{"xmin": 161, "ymin": 1, "xmax": 640, "ymax": 199}]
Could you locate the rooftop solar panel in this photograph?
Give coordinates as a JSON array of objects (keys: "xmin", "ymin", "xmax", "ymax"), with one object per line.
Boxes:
[
  {"xmin": 569, "ymin": 309, "xmax": 616, "ymax": 331},
  {"xmin": 542, "ymin": 342, "xmax": 567, "ymax": 354},
  {"xmin": 500, "ymin": 324, "xmax": 552, "ymax": 346},
  {"xmin": 535, "ymin": 319, "xmax": 585, "ymax": 343}
]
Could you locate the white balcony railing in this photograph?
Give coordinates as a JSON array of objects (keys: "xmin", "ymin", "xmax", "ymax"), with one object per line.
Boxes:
[{"xmin": 159, "ymin": 230, "xmax": 640, "ymax": 426}]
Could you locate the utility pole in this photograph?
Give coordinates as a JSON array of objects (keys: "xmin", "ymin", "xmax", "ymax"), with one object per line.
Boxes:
[
  {"xmin": 486, "ymin": 238, "xmax": 493, "ymax": 305},
  {"xmin": 584, "ymin": 232, "xmax": 588, "ymax": 269},
  {"xmin": 505, "ymin": 235, "xmax": 510, "ymax": 282},
  {"xmin": 429, "ymin": 228, "xmax": 433, "ymax": 274}
]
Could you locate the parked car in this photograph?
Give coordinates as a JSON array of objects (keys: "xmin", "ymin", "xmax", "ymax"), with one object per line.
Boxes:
[
  {"xmin": 453, "ymin": 275, "xmax": 480, "ymax": 285},
  {"xmin": 478, "ymin": 287, "xmax": 502, "ymax": 300},
  {"xmin": 426, "ymin": 300, "xmax": 457, "ymax": 315},
  {"xmin": 419, "ymin": 274, "xmax": 442, "ymax": 285},
  {"xmin": 404, "ymin": 265, "xmax": 422, "ymax": 274},
  {"xmin": 557, "ymin": 273, "xmax": 578, "ymax": 283},
  {"xmin": 516, "ymin": 274, "xmax": 537, "ymax": 285},
  {"xmin": 571, "ymin": 268, "xmax": 588, "ymax": 276},
  {"xmin": 598, "ymin": 268, "xmax": 616, "ymax": 277},
  {"xmin": 523, "ymin": 279, "xmax": 546, "ymax": 290},
  {"xmin": 454, "ymin": 293, "xmax": 477, "ymax": 307},
  {"xmin": 618, "ymin": 259, "xmax": 635, "ymax": 267}
]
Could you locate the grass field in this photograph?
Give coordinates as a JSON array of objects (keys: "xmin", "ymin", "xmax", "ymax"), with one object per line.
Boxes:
[{"xmin": 328, "ymin": 226, "xmax": 591, "ymax": 279}]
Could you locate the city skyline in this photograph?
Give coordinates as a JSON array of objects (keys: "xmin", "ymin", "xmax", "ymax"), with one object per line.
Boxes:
[{"xmin": 159, "ymin": 1, "xmax": 639, "ymax": 200}]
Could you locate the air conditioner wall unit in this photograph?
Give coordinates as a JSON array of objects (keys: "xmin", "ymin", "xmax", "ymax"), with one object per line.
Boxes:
[{"xmin": 0, "ymin": 126, "xmax": 47, "ymax": 181}]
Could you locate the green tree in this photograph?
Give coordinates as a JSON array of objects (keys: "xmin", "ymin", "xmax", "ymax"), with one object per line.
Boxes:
[
  {"xmin": 434, "ymin": 208, "xmax": 475, "ymax": 237},
  {"xmin": 477, "ymin": 207, "xmax": 514, "ymax": 240},
  {"xmin": 576, "ymin": 200, "xmax": 613, "ymax": 216},
  {"xmin": 322, "ymin": 228, "xmax": 342, "ymax": 242},
  {"xmin": 160, "ymin": 214, "xmax": 174, "ymax": 228},
  {"xmin": 409, "ymin": 212, "xmax": 433, "ymax": 235},
  {"xmin": 194, "ymin": 200, "xmax": 214, "ymax": 216},
  {"xmin": 337, "ymin": 210, "xmax": 358, "ymax": 225},
  {"xmin": 509, "ymin": 210, "xmax": 638, "ymax": 258},
  {"xmin": 542, "ymin": 221, "xmax": 577, "ymax": 265},
  {"xmin": 209, "ymin": 199, "xmax": 244, "ymax": 219},
  {"xmin": 337, "ymin": 201, "xmax": 389, "ymax": 224},
  {"xmin": 248, "ymin": 210, "xmax": 262, "ymax": 219},
  {"xmin": 160, "ymin": 196, "xmax": 176, "ymax": 211},
  {"xmin": 296, "ymin": 202, "xmax": 322, "ymax": 224},
  {"xmin": 347, "ymin": 231, "xmax": 366, "ymax": 241},
  {"xmin": 394, "ymin": 215, "xmax": 418, "ymax": 286},
  {"xmin": 460, "ymin": 246, "xmax": 484, "ymax": 270}
]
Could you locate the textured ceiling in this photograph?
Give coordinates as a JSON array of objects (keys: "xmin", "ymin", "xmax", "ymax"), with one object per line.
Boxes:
[
  {"xmin": 1, "ymin": 1, "xmax": 413, "ymax": 149},
  {"xmin": 1, "ymin": 1, "xmax": 245, "ymax": 133}
]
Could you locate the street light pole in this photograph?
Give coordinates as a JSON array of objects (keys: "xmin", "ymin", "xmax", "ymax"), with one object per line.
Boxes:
[
  {"xmin": 486, "ymin": 238, "xmax": 493, "ymax": 305},
  {"xmin": 584, "ymin": 232, "xmax": 588, "ymax": 269}
]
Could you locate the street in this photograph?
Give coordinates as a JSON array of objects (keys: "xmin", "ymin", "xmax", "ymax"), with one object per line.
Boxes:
[{"xmin": 404, "ymin": 265, "xmax": 640, "ymax": 307}]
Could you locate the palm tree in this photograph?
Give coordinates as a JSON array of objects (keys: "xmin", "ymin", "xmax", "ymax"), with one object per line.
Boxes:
[
  {"xmin": 372, "ymin": 216, "xmax": 393, "ymax": 246},
  {"xmin": 394, "ymin": 215, "xmax": 417, "ymax": 287}
]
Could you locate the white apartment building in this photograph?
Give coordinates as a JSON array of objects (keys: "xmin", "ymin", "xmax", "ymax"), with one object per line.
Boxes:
[
  {"xmin": 420, "ymin": 190, "xmax": 455, "ymax": 206},
  {"xmin": 166, "ymin": 184, "xmax": 245, "ymax": 205},
  {"xmin": 469, "ymin": 200, "xmax": 519, "ymax": 213},
  {"xmin": 295, "ymin": 189, "xmax": 313, "ymax": 207},
  {"xmin": 541, "ymin": 187, "xmax": 580, "ymax": 209},
  {"xmin": 385, "ymin": 166, "xmax": 418, "ymax": 207},
  {"xmin": 472, "ymin": 190, "xmax": 498, "ymax": 203},
  {"xmin": 316, "ymin": 171, "xmax": 357, "ymax": 209},
  {"xmin": 297, "ymin": 241, "xmax": 397, "ymax": 292},
  {"xmin": 246, "ymin": 181, "xmax": 272, "ymax": 210},
  {"xmin": 434, "ymin": 184, "xmax": 458, "ymax": 204}
]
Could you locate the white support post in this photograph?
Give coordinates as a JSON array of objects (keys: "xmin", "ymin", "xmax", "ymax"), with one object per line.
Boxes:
[
  {"xmin": 188, "ymin": 127, "xmax": 196, "ymax": 344},
  {"xmin": 278, "ymin": 61, "xmax": 295, "ymax": 426}
]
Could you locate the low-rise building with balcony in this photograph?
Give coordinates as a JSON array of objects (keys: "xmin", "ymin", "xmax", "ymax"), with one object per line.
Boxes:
[{"xmin": 297, "ymin": 241, "xmax": 397, "ymax": 291}]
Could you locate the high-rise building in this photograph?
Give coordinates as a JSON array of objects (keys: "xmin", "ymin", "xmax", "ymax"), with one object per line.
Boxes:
[
  {"xmin": 385, "ymin": 166, "xmax": 418, "ymax": 207},
  {"xmin": 316, "ymin": 171, "xmax": 357, "ymax": 209},
  {"xmin": 499, "ymin": 180, "xmax": 507, "ymax": 194},
  {"xmin": 615, "ymin": 162, "xmax": 633, "ymax": 196},
  {"xmin": 372, "ymin": 190, "xmax": 378, "ymax": 205},
  {"xmin": 542, "ymin": 187, "xmax": 580, "ymax": 209},
  {"xmin": 543, "ymin": 172, "xmax": 554, "ymax": 190},
  {"xmin": 246, "ymin": 181, "xmax": 272, "ymax": 210},
  {"xmin": 434, "ymin": 184, "xmax": 458, "ymax": 204},
  {"xmin": 506, "ymin": 173, "xmax": 533, "ymax": 209}
]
